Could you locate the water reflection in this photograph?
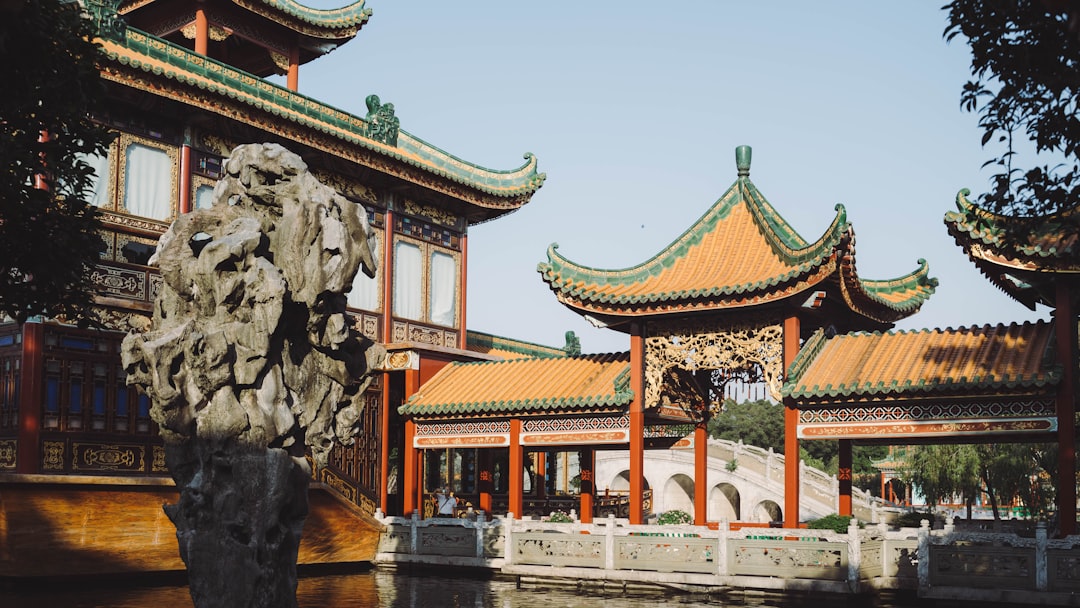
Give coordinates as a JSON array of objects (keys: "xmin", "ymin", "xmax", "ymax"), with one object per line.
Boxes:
[{"xmin": 0, "ymin": 569, "xmax": 882, "ymax": 608}]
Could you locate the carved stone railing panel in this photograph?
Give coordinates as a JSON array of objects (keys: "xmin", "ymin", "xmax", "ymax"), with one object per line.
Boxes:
[
  {"xmin": 483, "ymin": 526, "xmax": 504, "ymax": 559},
  {"xmin": 614, "ymin": 535, "xmax": 718, "ymax": 573},
  {"xmin": 728, "ymin": 538, "xmax": 847, "ymax": 580},
  {"xmin": 513, "ymin": 532, "xmax": 605, "ymax": 568},
  {"xmin": 418, "ymin": 525, "xmax": 476, "ymax": 557},
  {"xmin": 859, "ymin": 540, "xmax": 883, "ymax": 578},
  {"xmin": 1048, "ymin": 549, "xmax": 1080, "ymax": 592},
  {"xmin": 378, "ymin": 525, "xmax": 412, "ymax": 554},
  {"xmin": 884, "ymin": 539, "xmax": 918, "ymax": 578},
  {"xmin": 928, "ymin": 545, "xmax": 1035, "ymax": 589},
  {"xmin": 645, "ymin": 317, "xmax": 783, "ymax": 409}
]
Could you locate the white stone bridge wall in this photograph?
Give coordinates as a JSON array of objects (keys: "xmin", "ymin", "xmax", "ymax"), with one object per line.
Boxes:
[{"xmin": 595, "ymin": 437, "xmax": 888, "ymax": 523}]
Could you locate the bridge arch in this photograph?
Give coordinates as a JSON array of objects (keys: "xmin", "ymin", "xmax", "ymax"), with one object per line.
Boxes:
[
  {"xmin": 609, "ymin": 470, "xmax": 652, "ymax": 493},
  {"xmin": 661, "ymin": 474, "xmax": 695, "ymax": 514},
  {"xmin": 751, "ymin": 499, "xmax": 782, "ymax": 523},
  {"xmin": 709, "ymin": 482, "xmax": 740, "ymax": 521}
]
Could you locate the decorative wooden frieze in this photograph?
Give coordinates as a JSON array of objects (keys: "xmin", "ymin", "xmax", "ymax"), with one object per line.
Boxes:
[
  {"xmin": 414, "ymin": 420, "xmax": 511, "ymax": 449},
  {"xmin": 521, "ymin": 416, "xmax": 630, "ymax": 447},
  {"xmin": 798, "ymin": 399, "xmax": 1058, "ymax": 439},
  {"xmin": 382, "ymin": 350, "xmax": 419, "ymax": 371},
  {"xmin": 152, "ymin": 445, "xmax": 167, "ymax": 473},
  {"xmin": 645, "ymin": 317, "xmax": 783, "ymax": 409},
  {"xmin": 91, "ymin": 263, "xmax": 147, "ymax": 301},
  {"xmin": 391, "ymin": 320, "xmax": 457, "ymax": 348},
  {"xmin": 72, "ymin": 442, "xmax": 146, "ymax": 473},
  {"xmin": 42, "ymin": 440, "xmax": 66, "ymax": 471},
  {"xmin": 402, "ymin": 199, "xmax": 458, "ymax": 228},
  {"xmin": 0, "ymin": 438, "xmax": 16, "ymax": 470},
  {"xmin": 320, "ymin": 467, "xmax": 356, "ymax": 502}
]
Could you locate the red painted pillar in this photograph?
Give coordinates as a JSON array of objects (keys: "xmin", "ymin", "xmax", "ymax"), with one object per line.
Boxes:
[
  {"xmin": 194, "ymin": 2, "xmax": 208, "ymax": 56},
  {"xmin": 838, "ymin": 439, "xmax": 853, "ymax": 518},
  {"xmin": 1055, "ymin": 283, "xmax": 1077, "ymax": 537},
  {"xmin": 509, "ymin": 418, "xmax": 523, "ymax": 517},
  {"xmin": 402, "ymin": 418, "xmax": 416, "ymax": 516},
  {"xmin": 535, "ymin": 451, "xmax": 547, "ymax": 499},
  {"xmin": 379, "ymin": 374, "xmax": 391, "ymax": 514},
  {"xmin": 694, "ymin": 424, "xmax": 708, "ymax": 525},
  {"xmin": 286, "ymin": 45, "xmax": 299, "ymax": 92},
  {"xmin": 16, "ymin": 322, "xmax": 43, "ymax": 474},
  {"xmin": 459, "ymin": 233, "xmax": 468, "ymax": 349},
  {"xmin": 629, "ymin": 322, "xmax": 646, "ymax": 524},
  {"xmin": 579, "ymin": 448, "xmax": 595, "ymax": 523},
  {"xmin": 783, "ymin": 314, "xmax": 801, "ymax": 528},
  {"xmin": 179, "ymin": 145, "xmax": 192, "ymax": 214},
  {"xmin": 477, "ymin": 448, "xmax": 493, "ymax": 513}
]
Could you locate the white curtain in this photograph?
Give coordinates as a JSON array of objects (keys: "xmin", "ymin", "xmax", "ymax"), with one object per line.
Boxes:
[
  {"xmin": 194, "ymin": 184, "xmax": 214, "ymax": 210},
  {"xmin": 348, "ymin": 233, "xmax": 381, "ymax": 312},
  {"xmin": 80, "ymin": 151, "xmax": 111, "ymax": 208},
  {"xmin": 393, "ymin": 241, "xmax": 422, "ymax": 320},
  {"xmin": 123, "ymin": 142, "xmax": 172, "ymax": 220},
  {"xmin": 429, "ymin": 250, "xmax": 456, "ymax": 327}
]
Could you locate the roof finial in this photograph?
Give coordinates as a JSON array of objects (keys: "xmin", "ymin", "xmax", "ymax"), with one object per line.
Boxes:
[{"xmin": 736, "ymin": 145, "xmax": 752, "ymax": 177}]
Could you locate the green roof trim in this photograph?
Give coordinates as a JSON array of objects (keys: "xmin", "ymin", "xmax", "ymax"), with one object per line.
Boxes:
[
  {"xmin": 945, "ymin": 189, "xmax": 1080, "ymax": 261},
  {"xmin": 98, "ymin": 23, "xmax": 545, "ymax": 199},
  {"xmin": 247, "ymin": 0, "xmax": 373, "ymax": 30},
  {"xmin": 783, "ymin": 327, "xmax": 827, "ymax": 390},
  {"xmin": 856, "ymin": 258, "xmax": 939, "ymax": 312},
  {"xmin": 465, "ymin": 330, "xmax": 566, "ymax": 358}
]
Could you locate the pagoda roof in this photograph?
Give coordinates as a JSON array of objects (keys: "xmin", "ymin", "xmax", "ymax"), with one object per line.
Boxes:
[
  {"xmin": 944, "ymin": 189, "xmax": 1080, "ymax": 310},
  {"xmin": 89, "ymin": 8, "xmax": 544, "ymax": 220},
  {"xmin": 118, "ymin": 0, "xmax": 371, "ymax": 40},
  {"xmin": 537, "ymin": 146, "xmax": 936, "ymax": 326},
  {"xmin": 783, "ymin": 320, "xmax": 1059, "ymax": 404},
  {"xmin": 399, "ymin": 352, "xmax": 631, "ymax": 418}
]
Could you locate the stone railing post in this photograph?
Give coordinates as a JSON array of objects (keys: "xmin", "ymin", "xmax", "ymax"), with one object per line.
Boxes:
[
  {"xmin": 943, "ymin": 516, "xmax": 955, "ymax": 535},
  {"xmin": 604, "ymin": 513, "xmax": 616, "ymax": 570},
  {"xmin": 847, "ymin": 518, "xmax": 861, "ymax": 593},
  {"xmin": 504, "ymin": 513, "xmax": 515, "ymax": 565},
  {"xmin": 917, "ymin": 519, "xmax": 931, "ymax": 591},
  {"xmin": 871, "ymin": 502, "xmax": 879, "ymax": 524},
  {"xmin": 475, "ymin": 511, "xmax": 485, "ymax": 559},
  {"xmin": 717, "ymin": 518, "xmax": 729, "ymax": 576},
  {"xmin": 1036, "ymin": 521, "xmax": 1048, "ymax": 591},
  {"xmin": 410, "ymin": 511, "xmax": 420, "ymax": 555}
]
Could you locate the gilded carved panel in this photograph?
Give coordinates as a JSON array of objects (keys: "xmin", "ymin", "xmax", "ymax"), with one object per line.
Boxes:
[{"xmin": 645, "ymin": 317, "xmax": 783, "ymax": 410}]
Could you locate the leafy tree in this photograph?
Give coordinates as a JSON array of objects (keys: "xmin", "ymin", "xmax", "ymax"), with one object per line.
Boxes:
[
  {"xmin": 904, "ymin": 443, "xmax": 1056, "ymax": 520},
  {"xmin": 943, "ymin": 0, "xmax": 1080, "ymax": 217},
  {"xmin": 0, "ymin": 0, "xmax": 111, "ymax": 324}
]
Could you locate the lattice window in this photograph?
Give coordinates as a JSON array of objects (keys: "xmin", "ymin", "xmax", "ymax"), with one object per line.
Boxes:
[
  {"xmin": 0, "ymin": 356, "xmax": 19, "ymax": 430},
  {"xmin": 645, "ymin": 317, "xmax": 784, "ymax": 410}
]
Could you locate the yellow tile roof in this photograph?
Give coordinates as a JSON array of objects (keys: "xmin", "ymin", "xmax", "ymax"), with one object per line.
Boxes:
[
  {"xmin": 784, "ymin": 321, "xmax": 1060, "ymax": 403},
  {"xmin": 400, "ymin": 353, "xmax": 631, "ymax": 418}
]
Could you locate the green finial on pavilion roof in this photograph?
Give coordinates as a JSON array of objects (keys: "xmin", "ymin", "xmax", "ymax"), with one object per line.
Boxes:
[{"xmin": 736, "ymin": 145, "xmax": 752, "ymax": 177}]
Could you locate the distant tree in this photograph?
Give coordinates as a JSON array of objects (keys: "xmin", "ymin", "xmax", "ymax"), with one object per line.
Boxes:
[
  {"xmin": 0, "ymin": 0, "xmax": 111, "ymax": 324},
  {"xmin": 904, "ymin": 443, "xmax": 1056, "ymax": 520},
  {"xmin": 943, "ymin": 0, "xmax": 1080, "ymax": 217}
]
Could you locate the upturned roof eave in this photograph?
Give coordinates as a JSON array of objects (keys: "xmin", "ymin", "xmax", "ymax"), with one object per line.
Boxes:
[{"xmin": 95, "ymin": 24, "xmax": 546, "ymax": 204}]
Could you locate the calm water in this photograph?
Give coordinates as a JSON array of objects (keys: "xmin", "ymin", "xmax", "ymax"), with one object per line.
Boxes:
[{"xmin": 0, "ymin": 569, "xmax": 880, "ymax": 608}]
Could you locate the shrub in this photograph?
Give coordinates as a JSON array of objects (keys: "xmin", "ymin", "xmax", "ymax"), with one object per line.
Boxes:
[
  {"xmin": 807, "ymin": 514, "xmax": 860, "ymax": 534},
  {"xmin": 546, "ymin": 510, "xmax": 573, "ymax": 523},
  {"xmin": 656, "ymin": 510, "xmax": 693, "ymax": 525},
  {"xmin": 893, "ymin": 511, "xmax": 939, "ymax": 528}
]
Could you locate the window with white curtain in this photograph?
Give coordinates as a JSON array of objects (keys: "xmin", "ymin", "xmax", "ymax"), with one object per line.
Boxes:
[
  {"xmin": 429, "ymin": 250, "xmax": 457, "ymax": 327},
  {"xmin": 347, "ymin": 232, "xmax": 382, "ymax": 312},
  {"xmin": 81, "ymin": 151, "xmax": 112, "ymax": 208},
  {"xmin": 123, "ymin": 142, "xmax": 173, "ymax": 221},
  {"xmin": 393, "ymin": 240, "xmax": 422, "ymax": 320}
]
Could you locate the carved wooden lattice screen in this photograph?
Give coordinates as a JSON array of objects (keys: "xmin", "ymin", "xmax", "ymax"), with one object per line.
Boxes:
[{"xmin": 645, "ymin": 315, "xmax": 784, "ymax": 411}]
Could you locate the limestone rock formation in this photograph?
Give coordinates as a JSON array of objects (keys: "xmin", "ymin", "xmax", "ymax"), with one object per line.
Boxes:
[{"xmin": 121, "ymin": 143, "xmax": 383, "ymax": 608}]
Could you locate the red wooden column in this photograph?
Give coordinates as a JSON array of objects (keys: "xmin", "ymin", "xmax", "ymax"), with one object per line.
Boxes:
[
  {"xmin": 179, "ymin": 144, "xmax": 192, "ymax": 214},
  {"xmin": 509, "ymin": 418, "xmax": 523, "ymax": 517},
  {"xmin": 535, "ymin": 451, "xmax": 546, "ymax": 499},
  {"xmin": 783, "ymin": 314, "xmax": 801, "ymax": 528},
  {"xmin": 459, "ymin": 233, "xmax": 468, "ymax": 349},
  {"xmin": 1055, "ymin": 282, "xmax": 1077, "ymax": 537},
  {"xmin": 17, "ymin": 322, "xmax": 43, "ymax": 474},
  {"xmin": 286, "ymin": 45, "xmax": 300, "ymax": 92},
  {"xmin": 378, "ymin": 375, "xmax": 391, "ymax": 514},
  {"xmin": 694, "ymin": 424, "xmax": 708, "ymax": 525},
  {"xmin": 579, "ymin": 448, "xmax": 595, "ymax": 523},
  {"xmin": 380, "ymin": 209, "xmax": 395, "ymax": 514},
  {"xmin": 401, "ymin": 368, "xmax": 422, "ymax": 516},
  {"xmin": 194, "ymin": 2, "xmax": 209, "ymax": 56},
  {"xmin": 838, "ymin": 439, "xmax": 853, "ymax": 518},
  {"xmin": 477, "ymin": 448, "xmax": 493, "ymax": 513},
  {"xmin": 629, "ymin": 322, "xmax": 646, "ymax": 524}
]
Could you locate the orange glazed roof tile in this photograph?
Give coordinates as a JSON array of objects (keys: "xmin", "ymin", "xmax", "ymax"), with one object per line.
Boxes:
[
  {"xmin": 783, "ymin": 321, "xmax": 1060, "ymax": 403},
  {"xmin": 465, "ymin": 330, "xmax": 567, "ymax": 360},
  {"xmin": 399, "ymin": 353, "xmax": 631, "ymax": 418},
  {"xmin": 538, "ymin": 146, "xmax": 936, "ymax": 323}
]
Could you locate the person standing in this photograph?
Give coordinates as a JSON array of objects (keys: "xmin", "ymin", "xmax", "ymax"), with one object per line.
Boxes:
[{"xmin": 435, "ymin": 487, "xmax": 457, "ymax": 518}]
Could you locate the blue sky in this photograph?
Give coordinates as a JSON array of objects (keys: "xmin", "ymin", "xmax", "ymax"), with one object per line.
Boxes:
[{"xmin": 292, "ymin": 1, "xmax": 1047, "ymax": 354}]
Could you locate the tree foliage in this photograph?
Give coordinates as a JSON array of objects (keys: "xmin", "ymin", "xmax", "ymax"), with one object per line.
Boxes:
[
  {"xmin": 0, "ymin": 0, "xmax": 111, "ymax": 324},
  {"xmin": 943, "ymin": 0, "xmax": 1080, "ymax": 217},
  {"xmin": 904, "ymin": 443, "xmax": 1057, "ymax": 520}
]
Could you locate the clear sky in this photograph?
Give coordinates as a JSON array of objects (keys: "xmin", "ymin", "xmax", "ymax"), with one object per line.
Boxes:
[{"xmin": 290, "ymin": 1, "xmax": 1048, "ymax": 354}]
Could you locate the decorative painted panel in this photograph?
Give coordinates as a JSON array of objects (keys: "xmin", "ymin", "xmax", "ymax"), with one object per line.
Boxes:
[
  {"xmin": 391, "ymin": 320, "xmax": 458, "ymax": 348},
  {"xmin": 72, "ymin": 442, "xmax": 146, "ymax": 473},
  {"xmin": 0, "ymin": 438, "xmax": 16, "ymax": 470},
  {"xmin": 521, "ymin": 415, "xmax": 630, "ymax": 447},
  {"xmin": 798, "ymin": 399, "xmax": 1057, "ymax": 440},
  {"xmin": 90, "ymin": 263, "xmax": 147, "ymax": 301},
  {"xmin": 42, "ymin": 440, "xmax": 65, "ymax": 471}
]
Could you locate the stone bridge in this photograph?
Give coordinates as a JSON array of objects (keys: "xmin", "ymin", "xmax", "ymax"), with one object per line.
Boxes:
[{"xmin": 595, "ymin": 437, "xmax": 888, "ymax": 523}]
